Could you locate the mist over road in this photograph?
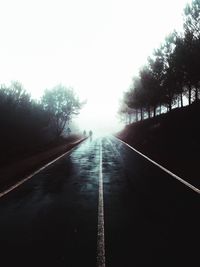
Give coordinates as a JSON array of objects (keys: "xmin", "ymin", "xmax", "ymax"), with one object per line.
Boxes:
[{"xmin": 0, "ymin": 137, "xmax": 199, "ymax": 267}]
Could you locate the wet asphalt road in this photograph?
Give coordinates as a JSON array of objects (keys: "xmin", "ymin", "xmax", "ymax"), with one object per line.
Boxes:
[{"xmin": 0, "ymin": 136, "xmax": 199, "ymax": 267}]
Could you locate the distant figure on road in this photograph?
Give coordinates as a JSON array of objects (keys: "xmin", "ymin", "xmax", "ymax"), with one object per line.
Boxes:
[
  {"xmin": 83, "ymin": 130, "xmax": 86, "ymax": 137},
  {"xmin": 89, "ymin": 130, "xmax": 93, "ymax": 140},
  {"xmin": 66, "ymin": 127, "xmax": 71, "ymax": 136}
]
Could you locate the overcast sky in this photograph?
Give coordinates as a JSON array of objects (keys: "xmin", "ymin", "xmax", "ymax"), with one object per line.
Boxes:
[{"xmin": 0, "ymin": 0, "xmax": 190, "ymax": 134}]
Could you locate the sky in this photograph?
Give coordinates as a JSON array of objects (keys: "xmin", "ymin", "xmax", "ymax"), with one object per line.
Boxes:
[{"xmin": 0, "ymin": 0, "xmax": 191, "ymax": 135}]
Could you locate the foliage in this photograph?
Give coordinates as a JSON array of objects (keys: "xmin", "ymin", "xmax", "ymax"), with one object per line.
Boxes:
[
  {"xmin": 120, "ymin": 0, "xmax": 200, "ymax": 123},
  {"xmin": 0, "ymin": 82, "xmax": 50, "ymax": 156},
  {"xmin": 0, "ymin": 82, "xmax": 82, "ymax": 165},
  {"xmin": 41, "ymin": 85, "xmax": 82, "ymax": 138}
]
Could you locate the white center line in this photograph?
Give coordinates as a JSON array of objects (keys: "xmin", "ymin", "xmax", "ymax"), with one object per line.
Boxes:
[{"xmin": 97, "ymin": 140, "xmax": 106, "ymax": 267}]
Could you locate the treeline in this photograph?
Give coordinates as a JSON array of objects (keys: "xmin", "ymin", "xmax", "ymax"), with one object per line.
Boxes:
[
  {"xmin": 120, "ymin": 0, "xmax": 200, "ymax": 123},
  {"xmin": 0, "ymin": 81, "xmax": 82, "ymax": 162}
]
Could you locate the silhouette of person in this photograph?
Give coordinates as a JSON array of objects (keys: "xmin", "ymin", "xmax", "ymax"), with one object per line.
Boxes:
[
  {"xmin": 66, "ymin": 127, "xmax": 71, "ymax": 135},
  {"xmin": 89, "ymin": 130, "xmax": 93, "ymax": 140},
  {"xmin": 83, "ymin": 130, "xmax": 86, "ymax": 136}
]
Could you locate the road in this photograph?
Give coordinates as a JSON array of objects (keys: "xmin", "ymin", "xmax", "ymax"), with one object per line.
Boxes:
[{"xmin": 0, "ymin": 136, "xmax": 199, "ymax": 267}]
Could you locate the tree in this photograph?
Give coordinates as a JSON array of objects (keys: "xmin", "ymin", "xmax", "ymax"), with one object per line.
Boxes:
[
  {"xmin": 148, "ymin": 50, "xmax": 165, "ymax": 114},
  {"xmin": 168, "ymin": 35, "xmax": 187, "ymax": 107},
  {"xmin": 0, "ymin": 81, "xmax": 51, "ymax": 156},
  {"xmin": 184, "ymin": 0, "xmax": 200, "ymax": 39},
  {"xmin": 120, "ymin": 0, "xmax": 200, "ymax": 124},
  {"xmin": 124, "ymin": 77, "xmax": 145, "ymax": 121},
  {"xmin": 41, "ymin": 85, "xmax": 82, "ymax": 138},
  {"xmin": 183, "ymin": 0, "xmax": 200, "ymax": 102},
  {"xmin": 139, "ymin": 65, "xmax": 160, "ymax": 117}
]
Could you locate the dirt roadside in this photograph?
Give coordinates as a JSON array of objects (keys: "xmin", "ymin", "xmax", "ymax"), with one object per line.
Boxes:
[
  {"xmin": 0, "ymin": 136, "xmax": 86, "ymax": 193},
  {"xmin": 116, "ymin": 103, "xmax": 200, "ymax": 189}
]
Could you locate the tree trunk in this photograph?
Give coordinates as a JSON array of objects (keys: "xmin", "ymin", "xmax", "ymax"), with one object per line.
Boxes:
[
  {"xmin": 148, "ymin": 107, "xmax": 151, "ymax": 118},
  {"xmin": 153, "ymin": 106, "xmax": 156, "ymax": 117},
  {"xmin": 140, "ymin": 108, "xmax": 143, "ymax": 121},
  {"xmin": 135, "ymin": 109, "xmax": 138, "ymax": 122},
  {"xmin": 168, "ymin": 101, "xmax": 172, "ymax": 112},
  {"xmin": 195, "ymin": 87, "xmax": 198, "ymax": 101},
  {"xmin": 188, "ymin": 86, "xmax": 192, "ymax": 105},
  {"xmin": 129, "ymin": 114, "xmax": 131, "ymax": 124},
  {"xmin": 180, "ymin": 92, "xmax": 183, "ymax": 107}
]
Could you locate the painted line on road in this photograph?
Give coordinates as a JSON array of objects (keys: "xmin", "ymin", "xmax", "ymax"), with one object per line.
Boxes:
[
  {"xmin": 0, "ymin": 143, "xmax": 81, "ymax": 199},
  {"xmin": 117, "ymin": 138, "xmax": 200, "ymax": 194},
  {"xmin": 97, "ymin": 140, "xmax": 106, "ymax": 267}
]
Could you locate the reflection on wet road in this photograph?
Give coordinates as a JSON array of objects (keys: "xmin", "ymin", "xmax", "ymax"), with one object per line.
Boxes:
[{"xmin": 0, "ymin": 136, "xmax": 199, "ymax": 267}]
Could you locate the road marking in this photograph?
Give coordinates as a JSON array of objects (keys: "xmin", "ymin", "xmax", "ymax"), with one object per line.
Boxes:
[
  {"xmin": 117, "ymin": 138, "xmax": 200, "ymax": 194},
  {"xmin": 97, "ymin": 140, "xmax": 106, "ymax": 267},
  {"xmin": 0, "ymin": 143, "xmax": 81, "ymax": 199}
]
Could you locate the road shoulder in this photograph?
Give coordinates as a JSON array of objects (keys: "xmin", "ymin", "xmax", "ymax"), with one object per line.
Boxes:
[{"xmin": 0, "ymin": 137, "xmax": 86, "ymax": 193}]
